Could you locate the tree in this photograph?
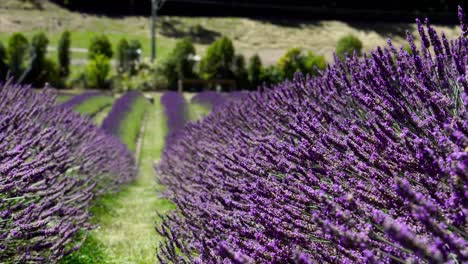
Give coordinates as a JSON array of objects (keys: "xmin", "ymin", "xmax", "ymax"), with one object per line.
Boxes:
[
  {"xmin": 0, "ymin": 42, "xmax": 8, "ymax": 81},
  {"xmin": 127, "ymin": 40, "xmax": 142, "ymax": 75},
  {"xmin": 277, "ymin": 47, "xmax": 308, "ymax": 80},
  {"xmin": 248, "ymin": 54, "xmax": 262, "ymax": 90},
  {"xmin": 233, "ymin": 54, "xmax": 248, "ymax": 90},
  {"xmin": 8, "ymin": 33, "xmax": 29, "ymax": 81},
  {"xmin": 27, "ymin": 32, "xmax": 49, "ymax": 86},
  {"xmin": 88, "ymin": 35, "xmax": 113, "ymax": 59},
  {"xmin": 199, "ymin": 36, "xmax": 235, "ymax": 80},
  {"xmin": 117, "ymin": 38, "xmax": 129, "ymax": 74},
  {"xmin": 86, "ymin": 54, "xmax": 110, "ymax": 89},
  {"xmin": 336, "ymin": 35, "xmax": 363, "ymax": 60},
  {"xmin": 58, "ymin": 31, "xmax": 71, "ymax": 78},
  {"xmin": 162, "ymin": 38, "xmax": 197, "ymax": 90},
  {"xmin": 304, "ymin": 51, "xmax": 326, "ymax": 75}
]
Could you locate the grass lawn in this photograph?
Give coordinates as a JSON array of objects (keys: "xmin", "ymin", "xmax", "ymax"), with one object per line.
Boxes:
[
  {"xmin": 93, "ymin": 105, "xmax": 113, "ymax": 125},
  {"xmin": 74, "ymin": 95, "xmax": 114, "ymax": 117},
  {"xmin": 188, "ymin": 101, "xmax": 210, "ymax": 121},
  {"xmin": 62, "ymin": 94, "xmax": 175, "ymax": 263}
]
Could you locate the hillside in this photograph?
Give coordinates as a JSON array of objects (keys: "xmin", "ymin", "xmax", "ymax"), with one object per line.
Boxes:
[{"xmin": 0, "ymin": 0, "xmax": 462, "ymax": 66}]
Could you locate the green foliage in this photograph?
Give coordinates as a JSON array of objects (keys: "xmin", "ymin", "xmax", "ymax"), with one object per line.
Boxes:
[
  {"xmin": 336, "ymin": 34, "xmax": 363, "ymax": 59},
  {"xmin": 233, "ymin": 54, "xmax": 248, "ymax": 90},
  {"xmin": 27, "ymin": 32, "xmax": 49, "ymax": 87},
  {"xmin": 162, "ymin": 38, "xmax": 197, "ymax": 90},
  {"xmin": 117, "ymin": 38, "xmax": 129, "ymax": 74},
  {"xmin": 127, "ymin": 40, "xmax": 142, "ymax": 75},
  {"xmin": 58, "ymin": 31, "xmax": 71, "ymax": 78},
  {"xmin": 8, "ymin": 33, "xmax": 29, "ymax": 80},
  {"xmin": 247, "ymin": 54, "xmax": 262, "ymax": 90},
  {"xmin": 42, "ymin": 58, "xmax": 63, "ymax": 88},
  {"xmin": 88, "ymin": 35, "xmax": 113, "ymax": 59},
  {"xmin": 60, "ymin": 234, "xmax": 107, "ymax": 264},
  {"xmin": 403, "ymin": 44, "xmax": 413, "ymax": 55},
  {"xmin": 114, "ymin": 63, "xmax": 156, "ymax": 92},
  {"xmin": 199, "ymin": 36, "xmax": 235, "ymax": 80},
  {"xmin": 0, "ymin": 42, "xmax": 8, "ymax": 80},
  {"xmin": 117, "ymin": 39, "xmax": 142, "ymax": 75},
  {"xmin": 277, "ymin": 47, "xmax": 307, "ymax": 80},
  {"xmin": 86, "ymin": 54, "xmax": 111, "ymax": 89},
  {"xmin": 304, "ymin": 51, "xmax": 326, "ymax": 75},
  {"xmin": 276, "ymin": 48, "xmax": 326, "ymax": 80},
  {"xmin": 260, "ymin": 65, "xmax": 283, "ymax": 85}
]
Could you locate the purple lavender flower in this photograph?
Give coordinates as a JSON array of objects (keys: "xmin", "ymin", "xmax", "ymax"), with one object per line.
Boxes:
[{"xmin": 155, "ymin": 8, "xmax": 468, "ymax": 263}]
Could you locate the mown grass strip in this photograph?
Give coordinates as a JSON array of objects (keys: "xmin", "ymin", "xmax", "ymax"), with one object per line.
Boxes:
[
  {"xmin": 187, "ymin": 101, "xmax": 211, "ymax": 121},
  {"xmin": 117, "ymin": 95, "xmax": 148, "ymax": 152},
  {"xmin": 62, "ymin": 94, "xmax": 174, "ymax": 263},
  {"xmin": 74, "ymin": 95, "xmax": 114, "ymax": 117}
]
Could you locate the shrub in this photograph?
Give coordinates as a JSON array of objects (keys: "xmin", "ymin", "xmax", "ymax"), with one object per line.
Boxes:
[
  {"xmin": 199, "ymin": 36, "xmax": 235, "ymax": 80},
  {"xmin": 58, "ymin": 30, "xmax": 71, "ymax": 78},
  {"xmin": 336, "ymin": 34, "xmax": 363, "ymax": 59},
  {"xmin": 42, "ymin": 58, "xmax": 62, "ymax": 88},
  {"xmin": 160, "ymin": 91, "xmax": 188, "ymax": 146},
  {"xmin": 304, "ymin": 51, "xmax": 326, "ymax": 75},
  {"xmin": 101, "ymin": 91, "xmax": 146, "ymax": 151},
  {"xmin": 26, "ymin": 32, "xmax": 49, "ymax": 87},
  {"xmin": 247, "ymin": 54, "xmax": 262, "ymax": 90},
  {"xmin": 7, "ymin": 33, "xmax": 29, "ymax": 80},
  {"xmin": 155, "ymin": 9, "xmax": 467, "ymax": 263},
  {"xmin": 0, "ymin": 83, "xmax": 136, "ymax": 263},
  {"xmin": 233, "ymin": 54, "xmax": 248, "ymax": 90},
  {"xmin": 88, "ymin": 34, "xmax": 113, "ymax": 59},
  {"xmin": 86, "ymin": 54, "xmax": 111, "ymax": 89},
  {"xmin": 277, "ymin": 47, "xmax": 307, "ymax": 80},
  {"xmin": 260, "ymin": 65, "xmax": 283, "ymax": 85},
  {"xmin": 162, "ymin": 38, "xmax": 197, "ymax": 90},
  {"xmin": 0, "ymin": 42, "xmax": 8, "ymax": 80}
]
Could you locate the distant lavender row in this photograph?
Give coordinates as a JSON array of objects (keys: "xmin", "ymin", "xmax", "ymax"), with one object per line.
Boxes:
[
  {"xmin": 0, "ymin": 84, "xmax": 137, "ymax": 262},
  {"xmin": 191, "ymin": 91, "xmax": 227, "ymax": 109},
  {"xmin": 59, "ymin": 91, "xmax": 101, "ymax": 109},
  {"xmin": 101, "ymin": 91, "xmax": 142, "ymax": 137},
  {"xmin": 156, "ymin": 9, "xmax": 467, "ymax": 263},
  {"xmin": 191, "ymin": 91, "xmax": 250, "ymax": 110},
  {"xmin": 160, "ymin": 92, "xmax": 188, "ymax": 147}
]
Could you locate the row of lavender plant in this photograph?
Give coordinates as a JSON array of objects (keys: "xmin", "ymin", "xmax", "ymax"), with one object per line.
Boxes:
[
  {"xmin": 191, "ymin": 91, "xmax": 228, "ymax": 110},
  {"xmin": 59, "ymin": 91, "xmax": 101, "ymax": 109},
  {"xmin": 160, "ymin": 92, "xmax": 189, "ymax": 147},
  {"xmin": 0, "ymin": 84, "xmax": 137, "ymax": 263},
  {"xmin": 155, "ymin": 9, "xmax": 467, "ymax": 263},
  {"xmin": 101, "ymin": 91, "xmax": 143, "ymax": 137}
]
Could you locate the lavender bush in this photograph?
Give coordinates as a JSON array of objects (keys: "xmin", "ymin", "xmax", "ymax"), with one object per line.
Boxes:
[
  {"xmin": 101, "ymin": 91, "xmax": 143, "ymax": 137},
  {"xmin": 191, "ymin": 91, "xmax": 227, "ymax": 110},
  {"xmin": 59, "ymin": 91, "xmax": 101, "ymax": 109},
  {"xmin": 0, "ymin": 84, "xmax": 136, "ymax": 263},
  {"xmin": 160, "ymin": 91, "xmax": 188, "ymax": 147},
  {"xmin": 156, "ymin": 9, "xmax": 467, "ymax": 263}
]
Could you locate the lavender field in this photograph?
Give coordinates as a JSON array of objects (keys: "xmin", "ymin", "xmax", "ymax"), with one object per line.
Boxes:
[{"xmin": 0, "ymin": 6, "xmax": 467, "ymax": 264}]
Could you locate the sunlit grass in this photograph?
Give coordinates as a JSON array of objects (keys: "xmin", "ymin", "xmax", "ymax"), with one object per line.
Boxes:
[
  {"xmin": 188, "ymin": 101, "xmax": 210, "ymax": 121},
  {"xmin": 74, "ymin": 96, "xmax": 114, "ymax": 117},
  {"xmin": 118, "ymin": 96, "xmax": 148, "ymax": 152},
  {"xmin": 61, "ymin": 94, "xmax": 175, "ymax": 264}
]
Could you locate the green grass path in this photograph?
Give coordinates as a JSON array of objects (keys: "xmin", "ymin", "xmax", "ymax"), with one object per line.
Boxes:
[
  {"xmin": 92, "ymin": 94, "xmax": 174, "ymax": 263},
  {"xmin": 63, "ymin": 94, "xmax": 174, "ymax": 264}
]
